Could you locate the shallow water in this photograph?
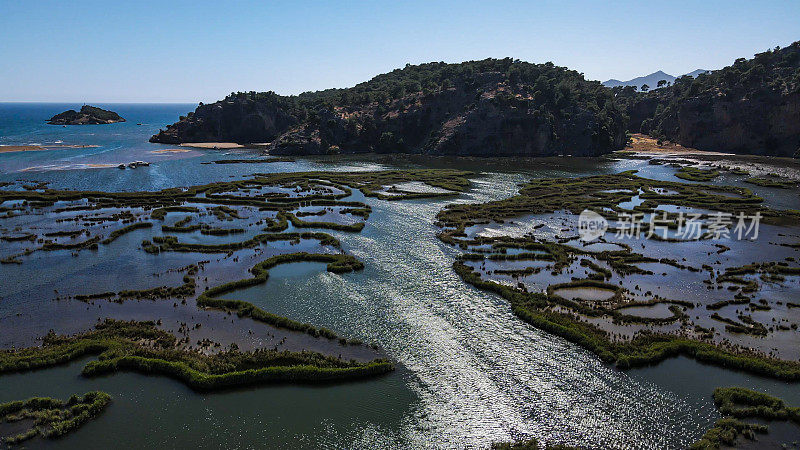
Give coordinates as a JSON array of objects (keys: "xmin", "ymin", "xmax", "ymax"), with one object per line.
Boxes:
[
  {"xmin": 1, "ymin": 104, "xmax": 799, "ymax": 449},
  {"xmin": 552, "ymin": 287, "xmax": 617, "ymax": 302}
]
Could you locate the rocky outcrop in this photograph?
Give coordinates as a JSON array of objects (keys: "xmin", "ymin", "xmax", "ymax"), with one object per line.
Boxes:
[
  {"xmin": 48, "ymin": 105, "xmax": 125, "ymax": 125},
  {"xmin": 151, "ymin": 59, "xmax": 627, "ymax": 157},
  {"xmin": 667, "ymin": 92, "xmax": 800, "ymax": 156},
  {"xmin": 149, "ymin": 96, "xmax": 299, "ymax": 144}
]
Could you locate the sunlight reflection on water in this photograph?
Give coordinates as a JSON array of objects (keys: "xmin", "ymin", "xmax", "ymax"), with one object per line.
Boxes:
[{"xmin": 304, "ymin": 172, "xmax": 717, "ymax": 448}]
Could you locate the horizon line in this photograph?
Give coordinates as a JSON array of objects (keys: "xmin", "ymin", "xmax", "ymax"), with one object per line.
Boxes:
[{"xmin": 0, "ymin": 101, "xmax": 199, "ymax": 105}]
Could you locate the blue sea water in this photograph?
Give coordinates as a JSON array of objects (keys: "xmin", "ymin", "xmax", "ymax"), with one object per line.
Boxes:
[
  {"xmin": 0, "ymin": 103, "xmax": 192, "ymax": 168},
  {"xmin": 0, "ymin": 103, "xmax": 309, "ymax": 193},
  {"xmin": 0, "ymin": 103, "xmax": 386, "ymax": 191}
]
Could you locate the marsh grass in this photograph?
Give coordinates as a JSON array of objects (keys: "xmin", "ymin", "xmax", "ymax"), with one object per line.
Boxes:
[
  {"xmin": 437, "ymin": 172, "xmax": 796, "ymax": 235},
  {"xmin": 0, "ymin": 320, "xmax": 392, "ymax": 391},
  {"xmin": 437, "ymin": 172, "xmax": 800, "ymax": 380},
  {"xmin": 675, "ymin": 167, "xmax": 721, "ymax": 182},
  {"xmin": 101, "ymin": 222, "xmax": 152, "ymax": 244},
  {"xmin": 197, "ymin": 252, "xmax": 364, "ymax": 341},
  {"xmin": 0, "ymin": 170, "xmax": 478, "ymax": 391},
  {"xmin": 744, "ymin": 177, "xmax": 796, "ymax": 189},
  {"xmin": 0, "ymin": 391, "xmax": 111, "ymax": 445},
  {"xmin": 144, "ymin": 231, "xmax": 340, "ymax": 254},
  {"xmin": 692, "ymin": 387, "xmax": 800, "ymax": 449},
  {"xmin": 286, "ymin": 212, "xmax": 365, "ymax": 232}
]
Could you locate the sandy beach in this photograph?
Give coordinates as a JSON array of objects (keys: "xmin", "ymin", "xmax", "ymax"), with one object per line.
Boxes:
[
  {"xmin": 178, "ymin": 142, "xmax": 244, "ymax": 149},
  {"xmin": 622, "ymin": 134, "xmax": 733, "ymax": 156}
]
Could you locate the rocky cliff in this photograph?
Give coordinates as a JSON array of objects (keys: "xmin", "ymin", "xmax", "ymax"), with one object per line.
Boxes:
[
  {"xmin": 621, "ymin": 41, "xmax": 800, "ymax": 157},
  {"xmin": 151, "ymin": 59, "xmax": 627, "ymax": 157},
  {"xmin": 48, "ymin": 105, "xmax": 125, "ymax": 125}
]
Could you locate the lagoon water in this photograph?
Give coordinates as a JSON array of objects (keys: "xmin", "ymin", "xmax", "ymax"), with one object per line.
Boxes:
[{"xmin": 1, "ymin": 104, "xmax": 798, "ymax": 449}]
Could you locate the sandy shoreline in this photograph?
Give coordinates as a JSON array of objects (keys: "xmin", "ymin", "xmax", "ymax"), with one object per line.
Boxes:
[
  {"xmin": 149, "ymin": 148, "xmax": 195, "ymax": 154},
  {"xmin": 621, "ymin": 134, "xmax": 733, "ymax": 156},
  {"xmin": 620, "ymin": 133, "xmax": 800, "ymax": 177},
  {"xmin": 0, "ymin": 144, "xmax": 100, "ymax": 154},
  {"xmin": 19, "ymin": 163, "xmax": 118, "ymax": 172},
  {"xmin": 178, "ymin": 142, "xmax": 245, "ymax": 149}
]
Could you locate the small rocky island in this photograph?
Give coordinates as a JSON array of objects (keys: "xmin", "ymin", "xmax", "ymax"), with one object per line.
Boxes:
[{"xmin": 48, "ymin": 105, "xmax": 125, "ymax": 125}]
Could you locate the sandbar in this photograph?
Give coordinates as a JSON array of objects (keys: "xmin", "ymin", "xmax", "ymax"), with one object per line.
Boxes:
[
  {"xmin": 0, "ymin": 144, "xmax": 99, "ymax": 154},
  {"xmin": 178, "ymin": 142, "xmax": 244, "ymax": 149}
]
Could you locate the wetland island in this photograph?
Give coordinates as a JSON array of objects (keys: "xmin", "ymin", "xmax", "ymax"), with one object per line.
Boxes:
[{"xmin": 1, "ymin": 3, "xmax": 800, "ymax": 449}]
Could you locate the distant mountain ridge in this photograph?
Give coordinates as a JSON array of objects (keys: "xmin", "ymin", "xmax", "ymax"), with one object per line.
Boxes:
[{"xmin": 603, "ymin": 69, "xmax": 709, "ymax": 91}]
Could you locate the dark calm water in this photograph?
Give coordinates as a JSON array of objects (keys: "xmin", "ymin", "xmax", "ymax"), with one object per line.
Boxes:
[{"xmin": 0, "ymin": 104, "xmax": 798, "ymax": 449}]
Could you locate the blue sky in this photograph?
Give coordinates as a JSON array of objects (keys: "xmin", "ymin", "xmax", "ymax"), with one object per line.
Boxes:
[{"xmin": 1, "ymin": 0, "xmax": 798, "ymax": 103}]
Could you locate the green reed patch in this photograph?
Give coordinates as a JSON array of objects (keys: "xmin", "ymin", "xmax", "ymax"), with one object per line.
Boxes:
[
  {"xmin": 692, "ymin": 387, "xmax": 800, "ymax": 449},
  {"xmin": 0, "ymin": 320, "xmax": 391, "ymax": 391},
  {"xmin": 286, "ymin": 212, "xmax": 365, "ymax": 232},
  {"xmin": 144, "ymin": 230, "xmax": 340, "ymax": 254},
  {"xmin": 197, "ymin": 252, "xmax": 364, "ymax": 341},
  {"xmin": 0, "ymin": 391, "xmax": 111, "ymax": 446},
  {"xmin": 41, "ymin": 235, "xmax": 100, "ymax": 251},
  {"xmin": 744, "ymin": 177, "xmax": 796, "ymax": 189},
  {"xmin": 0, "ymin": 234, "xmax": 36, "ymax": 242},
  {"xmin": 101, "ymin": 221, "xmax": 152, "ymax": 244},
  {"xmin": 74, "ymin": 265, "xmax": 198, "ymax": 301},
  {"xmin": 675, "ymin": 167, "xmax": 720, "ymax": 182}
]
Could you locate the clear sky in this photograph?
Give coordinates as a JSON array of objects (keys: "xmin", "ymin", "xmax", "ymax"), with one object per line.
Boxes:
[{"xmin": 1, "ymin": 0, "xmax": 798, "ymax": 103}]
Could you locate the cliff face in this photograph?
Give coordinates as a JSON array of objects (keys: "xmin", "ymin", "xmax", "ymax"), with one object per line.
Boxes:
[
  {"xmin": 149, "ymin": 98, "xmax": 299, "ymax": 144},
  {"xmin": 151, "ymin": 59, "xmax": 627, "ymax": 157},
  {"xmin": 623, "ymin": 41, "xmax": 800, "ymax": 157},
  {"xmin": 48, "ymin": 105, "xmax": 125, "ymax": 125},
  {"xmin": 667, "ymin": 91, "xmax": 800, "ymax": 156}
]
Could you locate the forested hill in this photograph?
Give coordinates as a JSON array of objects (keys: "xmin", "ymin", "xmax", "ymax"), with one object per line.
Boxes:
[
  {"xmin": 151, "ymin": 58, "xmax": 627, "ymax": 157},
  {"xmin": 617, "ymin": 41, "xmax": 800, "ymax": 157}
]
